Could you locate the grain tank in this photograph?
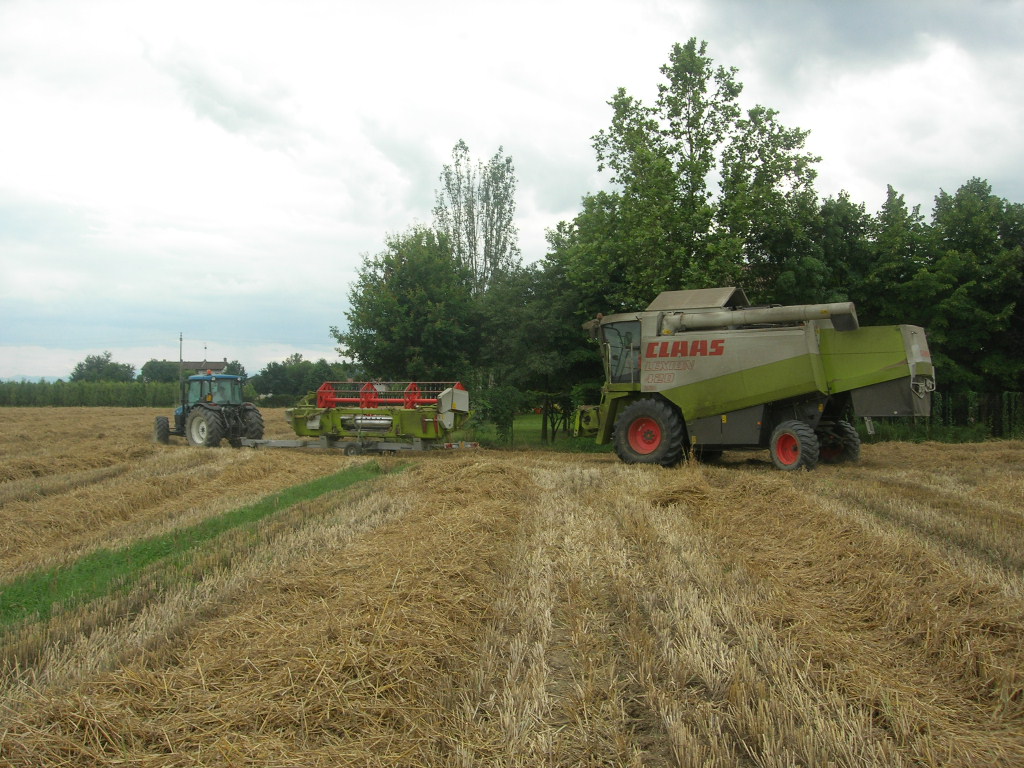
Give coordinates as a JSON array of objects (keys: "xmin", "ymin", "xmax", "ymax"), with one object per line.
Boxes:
[{"xmin": 575, "ymin": 287, "xmax": 935, "ymax": 470}]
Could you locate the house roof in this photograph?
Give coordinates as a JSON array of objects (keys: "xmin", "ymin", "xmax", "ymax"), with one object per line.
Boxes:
[{"xmin": 179, "ymin": 360, "xmax": 228, "ymax": 371}]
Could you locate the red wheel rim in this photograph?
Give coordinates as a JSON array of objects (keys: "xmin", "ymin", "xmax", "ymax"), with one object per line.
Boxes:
[
  {"xmin": 775, "ymin": 432, "xmax": 800, "ymax": 465},
  {"xmin": 628, "ymin": 416, "xmax": 661, "ymax": 454}
]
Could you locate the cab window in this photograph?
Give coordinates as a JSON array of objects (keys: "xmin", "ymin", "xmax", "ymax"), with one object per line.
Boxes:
[
  {"xmin": 213, "ymin": 379, "xmax": 242, "ymax": 404},
  {"xmin": 601, "ymin": 321, "xmax": 641, "ymax": 384},
  {"xmin": 187, "ymin": 380, "xmax": 207, "ymax": 405}
]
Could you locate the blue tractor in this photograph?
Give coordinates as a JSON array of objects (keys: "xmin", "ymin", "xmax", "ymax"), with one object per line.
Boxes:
[{"xmin": 153, "ymin": 372, "xmax": 264, "ymax": 447}]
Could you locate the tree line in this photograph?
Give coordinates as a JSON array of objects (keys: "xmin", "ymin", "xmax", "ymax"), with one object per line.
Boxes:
[
  {"xmin": 1, "ymin": 353, "xmax": 361, "ymax": 407},
  {"xmin": 60, "ymin": 352, "xmax": 249, "ymax": 384},
  {"xmin": 0, "ymin": 380, "xmax": 180, "ymax": 407}
]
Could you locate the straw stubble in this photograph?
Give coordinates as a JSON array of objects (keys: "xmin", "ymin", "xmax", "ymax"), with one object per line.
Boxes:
[{"xmin": 1, "ymin": 408, "xmax": 1022, "ymax": 766}]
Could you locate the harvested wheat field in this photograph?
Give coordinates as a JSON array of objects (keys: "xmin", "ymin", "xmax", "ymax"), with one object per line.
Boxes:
[{"xmin": 1, "ymin": 408, "xmax": 1022, "ymax": 767}]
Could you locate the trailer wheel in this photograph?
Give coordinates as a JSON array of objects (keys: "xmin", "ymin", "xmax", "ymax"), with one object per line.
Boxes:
[
  {"xmin": 153, "ymin": 416, "xmax": 170, "ymax": 445},
  {"xmin": 186, "ymin": 408, "xmax": 224, "ymax": 447},
  {"xmin": 613, "ymin": 399, "xmax": 685, "ymax": 467},
  {"xmin": 770, "ymin": 420, "xmax": 819, "ymax": 470},
  {"xmin": 819, "ymin": 420, "xmax": 861, "ymax": 464}
]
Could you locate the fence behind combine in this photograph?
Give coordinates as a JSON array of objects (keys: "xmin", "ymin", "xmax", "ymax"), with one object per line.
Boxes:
[{"xmin": 930, "ymin": 390, "xmax": 1024, "ymax": 439}]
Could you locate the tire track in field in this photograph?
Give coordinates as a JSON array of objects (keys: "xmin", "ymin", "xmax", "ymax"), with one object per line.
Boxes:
[
  {"xmin": 597, "ymin": 465, "xmax": 910, "ymax": 767},
  {"xmin": 0, "ymin": 464, "xmax": 134, "ymax": 506},
  {"xmin": 828, "ymin": 471, "xmax": 1024, "ymax": 572}
]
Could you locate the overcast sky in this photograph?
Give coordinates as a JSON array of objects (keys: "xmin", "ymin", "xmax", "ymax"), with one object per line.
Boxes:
[{"xmin": 2, "ymin": 0, "xmax": 1022, "ymax": 380}]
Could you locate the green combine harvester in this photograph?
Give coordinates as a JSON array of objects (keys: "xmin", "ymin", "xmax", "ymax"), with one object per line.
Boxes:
[{"xmin": 575, "ymin": 286, "xmax": 935, "ymax": 470}]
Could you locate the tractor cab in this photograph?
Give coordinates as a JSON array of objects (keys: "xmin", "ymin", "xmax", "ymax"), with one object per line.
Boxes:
[{"xmin": 186, "ymin": 374, "xmax": 245, "ymax": 406}]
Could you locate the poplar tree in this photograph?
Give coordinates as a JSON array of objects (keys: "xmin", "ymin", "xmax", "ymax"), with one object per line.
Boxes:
[
  {"xmin": 433, "ymin": 140, "xmax": 520, "ymax": 292},
  {"xmin": 550, "ymin": 38, "xmax": 820, "ymax": 309}
]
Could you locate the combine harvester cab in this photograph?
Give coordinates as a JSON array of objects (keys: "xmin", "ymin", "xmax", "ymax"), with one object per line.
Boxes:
[
  {"xmin": 576, "ymin": 287, "xmax": 935, "ymax": 471},
  {"xmin": 244, "ymin": 381, "xmax": 475, "ymax": 454}
]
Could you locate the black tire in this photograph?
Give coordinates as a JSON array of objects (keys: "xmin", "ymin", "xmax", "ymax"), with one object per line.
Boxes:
[
  {"xmin": 185, "ymin": 408, "xmax": 224, "ymax": 447},
  {"xmin": 613, "ymin": 398, "xmax": 686, "ymax": 467},
  {"xmin": 818, "ymin": 420, "xmax": 861, "ymax": 464},
  {"xmin": 153, "ymin": 416, "xmax": 170, "ymax": 445},
  {"xmin": 769, "ymin": 420, "xmax": 819, "ymax": 470},
  {"xmin": 243, "ymin": 408, "xmax": 265, "ymax": 439}
]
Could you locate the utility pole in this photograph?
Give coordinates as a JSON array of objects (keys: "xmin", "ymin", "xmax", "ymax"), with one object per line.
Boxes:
[{"xmin": 178, "ymin": 333, "xmax": 185, "ymax": 408}]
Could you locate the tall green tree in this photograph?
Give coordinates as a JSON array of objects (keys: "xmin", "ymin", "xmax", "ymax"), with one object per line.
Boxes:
[
  {"xmin": 550, "ymin": 38, "xmax": 820, "ymax": 310},
  {"xmin": 908, "ymin": 178, "xmax": 1024, "ymax": 391},
  {"xmin": 812, "ymin": 192, "xmax": 873, "ymax": 304},
  {"xmin": 251, "ymin": 354, "xmax": 360, "ymax": 399},
  {"xmin": 69, "ymin": 352, "xmax": 135, "ymax": 383},
  {"xmin": 857, "ymin": 186, "xmax": 933, "ymax": 325},
  {"xmin": 332, "ymin": 227, "xmax": 478, "ymax": 380},
  {"xmin": 475, "ymin": 261, "xmax": 601, "ymax": 441},
  {"xmin": 716, "ymin": 104, "xmax": 823, "ymax": 303},
  {"xmin": 138, "ymin": 359, "xmax": 183, "ymax": 383},
  {"xmin": 479, "ymin": 263, "xmax": 599, "ymax": 391},
  {"xmin": 433, "ymin": 140, "xmax": 520, "ymax": 293}
]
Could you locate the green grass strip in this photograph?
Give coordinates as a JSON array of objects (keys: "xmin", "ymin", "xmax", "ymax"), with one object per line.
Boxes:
[{"xmin": 0, "ymin": 461, "xmax": 383, "ymax": 629}]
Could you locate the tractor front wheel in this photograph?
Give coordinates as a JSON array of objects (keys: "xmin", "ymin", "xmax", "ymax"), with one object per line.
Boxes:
[
  {"xmin": 613, "ymin": 398, "xmax": 685, "ymax": 467},
  {"xmin": 153, "ymin": 416, "xmax": 170, "ymax": 445},
  {"xmin": 769, "ymin": 420, "xmax": 820, "ymax": 471},
  {"xmin": 186, "ymin": 408, "xmax": 224, "ymax": 447}
]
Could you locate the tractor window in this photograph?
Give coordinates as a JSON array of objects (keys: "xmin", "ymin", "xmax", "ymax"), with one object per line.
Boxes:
[
  {"xmin": 213, "ymin": 379, "xmax": 243, "ymax": 404},
  {"xmin": 602, "ymin": 321, "xmax": 641, "ymax": 384},
  {"xmin": 186, "ymin": 380, "xmax": 207, "ymax": 405},
  {"xmin": 186, "ymin": 378, "xmax": 243, "ymax": 405}
]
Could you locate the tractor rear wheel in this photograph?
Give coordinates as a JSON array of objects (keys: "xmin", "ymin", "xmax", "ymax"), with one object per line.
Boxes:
[
  {"xmin": 243, "ymin": 408, "xmax": 265, "ymax": 439},
  {"xmin": 153, "ymin": 416, "xmax": 170, "ymax": 445},
  {"xmin": 186, "ymin": 408, "xmax": 224, "ymax": 447},
  {"xmin": 818, "ymin": 420, "xmax": 861, "ymax": 464},
  {"xmin": 769, "ymin": 420, "xmax": 819, "ymax": 471},
  {"xmin": 613, "ymin": 398, "xmax": 685, "ymax": 467}
]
